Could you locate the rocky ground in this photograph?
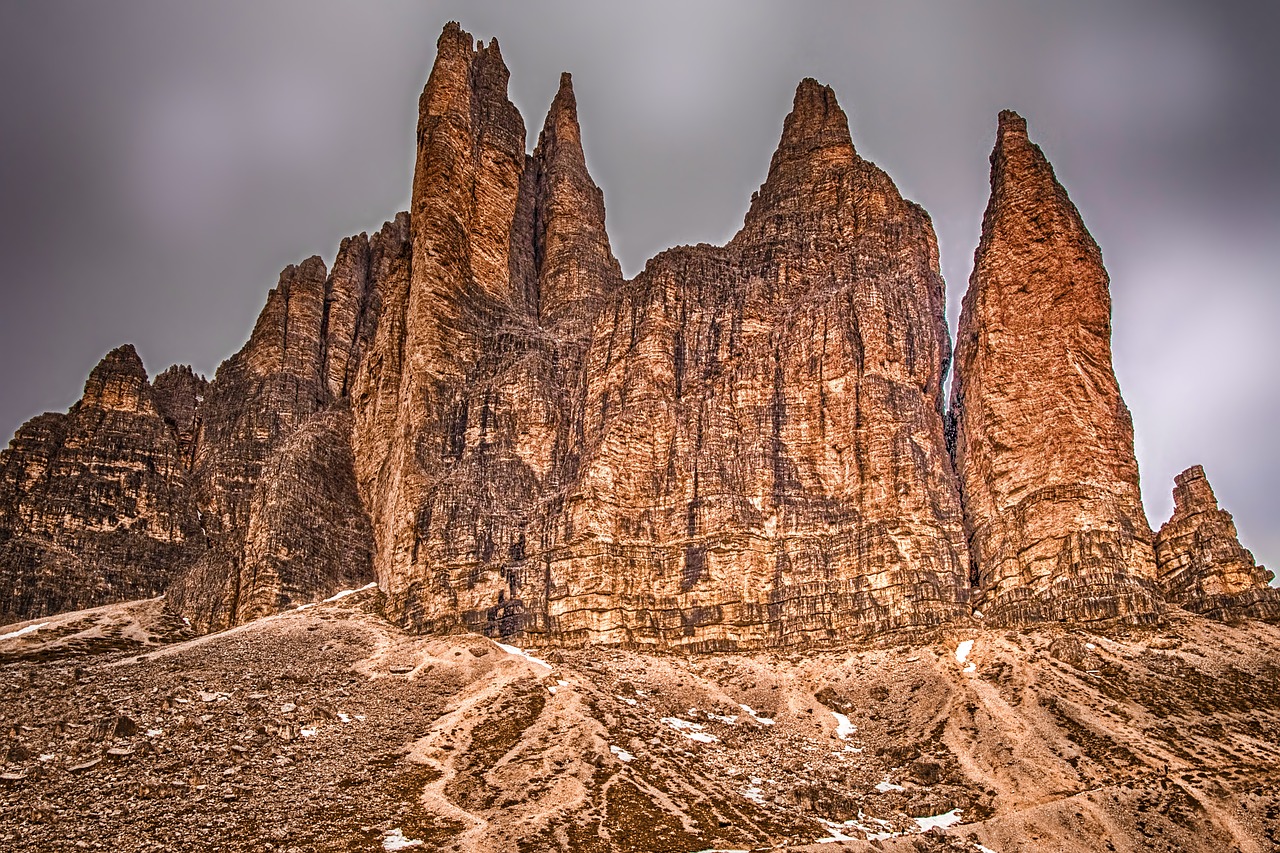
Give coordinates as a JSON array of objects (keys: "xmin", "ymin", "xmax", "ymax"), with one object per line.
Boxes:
[{"xmin": 1, "ymin": 590, "xmax": 1277, "ymax": 852}]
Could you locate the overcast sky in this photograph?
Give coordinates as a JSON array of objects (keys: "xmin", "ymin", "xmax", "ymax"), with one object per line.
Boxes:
[{"xmin": 2, "ymin": 1, "xmax": 1277, "ymax": 576}]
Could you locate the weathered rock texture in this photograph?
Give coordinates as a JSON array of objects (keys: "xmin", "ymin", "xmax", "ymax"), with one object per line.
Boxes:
[
  {"xmin": 353, "ymin": 24, "xmax": 969, "ymax": 649},
  {"xmin": 948, "ymin": 111, "xmax": 1162, "ymax": 626},
  {"xmin": 1154, "ymin": 465, "xmax": 1280, "ymax": 621},
  {"xmin": 0, "ymin": 346, "xmax": 204, "ymax": 622},
  {"xmin": 4, "ymin": 24, "xmax": 1273, "ymax": 644},
  {"xmin": 165, "ymin": 236, "xmax": 390, "ymax": 631}
]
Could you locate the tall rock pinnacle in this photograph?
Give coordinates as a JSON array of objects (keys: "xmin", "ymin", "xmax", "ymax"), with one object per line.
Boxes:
[
  {"xmin": 1154, "ymin": 466, "xmax": 1280, "ymax": 621},
  {"xmin": 949, "ymin": 110, "xmax": 1161, "ymax": 625},
  {"xmin": 527, "ymin": 72, "xmax": 623, "ymax": 323}
]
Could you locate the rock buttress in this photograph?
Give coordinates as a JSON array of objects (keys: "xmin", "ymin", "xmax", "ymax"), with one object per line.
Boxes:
[
  {"xmin": 166, "ymin": 243, "xmax": 382, "ymax": 631},
  {"xmin": 1154, "ymin": 465, "xmax": 1279, "ymax": 621},
  {"xmin": 948, "ymin": 111, "xmax": 1161, "ymax": 625},
  {"xmin": 0, "ymin": 346, "xmax": 205, "ymax": 623}
]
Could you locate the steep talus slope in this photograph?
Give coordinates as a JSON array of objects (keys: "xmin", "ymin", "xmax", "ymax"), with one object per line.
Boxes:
[
  {"xmin": 949, "ymin": 111, "xmax": 1162, "ymax": 626},
  {"xmin": 1, "ymin": 593, "xmax": 1277, "ymax": 851}
]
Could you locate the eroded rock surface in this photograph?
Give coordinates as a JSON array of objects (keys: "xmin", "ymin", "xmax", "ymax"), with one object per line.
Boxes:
[
  {"xmin": 948, "ymin": 111, "xmax": 1161, "ymax": 626},
  {"xmin": 0, "ymin": 346, "xmax": 204, "ymax": 623},
  {"xmin": 4, "ymin": 23, "xmax": 1276, "ymax": 646},
  {"xmin": 1155, "ymin": 465, "xmax": 1280, "ymax": 621},
  {"xmin": 356, "ymin": 25, "xmax": 969, "ymax": 649}
]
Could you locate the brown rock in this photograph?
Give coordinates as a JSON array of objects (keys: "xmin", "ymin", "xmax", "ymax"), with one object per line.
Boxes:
[
  {"xmin": 948, "ymin": 111, "xmax": 1161, "ymax": 625},
  {"xmin": 358, "ymin": 28, "xmax": 969, "ymax": 649},
  {"xmin": 1154, "ymin": 465, "xmax": 1280, "ymax": 621},
  {"xmin": 0, "ymin": 346, "xmax": 205, "ymax": 624}
]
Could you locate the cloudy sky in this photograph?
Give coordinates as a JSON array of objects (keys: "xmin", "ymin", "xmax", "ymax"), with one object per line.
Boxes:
[{"xmin": 2, "ymin": 1, "xmax": 1277, "ymax": 575}]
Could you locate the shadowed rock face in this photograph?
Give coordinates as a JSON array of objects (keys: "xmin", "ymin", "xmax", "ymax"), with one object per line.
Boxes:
[
  {"xmin": 0, "ymin": 346, "xmax": 205, "ymax": 622},
  {"xmin": 948, "ymin": 111, "xmax": 1162, "ymax": 626},
  {"xmin": 3, "ymin": 23, "xmax": 1275, "ymax": 644},
  {"xmin": 1155, "ymin": 465, "xmax": 1280, "ymax": 621}
]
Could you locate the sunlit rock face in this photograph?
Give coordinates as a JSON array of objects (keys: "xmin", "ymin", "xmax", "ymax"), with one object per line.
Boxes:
[
  {"xmin": 1154, "ymin": 465, "xmax": 1280, "ymax": 622},
  {"xmin": 354, "ymin": 25, "xmax": 969, "ymax": 649},
  {"xmin": 947, "ymin": 111, "xmax": 1162, "ymax": 626},
  {"xmin": 7, "ymin": 23, "xmax": 1279, "ymax": 644}
]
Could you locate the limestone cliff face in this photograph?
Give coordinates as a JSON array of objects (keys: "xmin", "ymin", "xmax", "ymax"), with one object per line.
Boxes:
[
  {"xmin": 948, "ymin": 111, "xmax": 1161, "ymax": 625},
  {"xmin": 6, "ymin": 23, "xmax": 1277, "ymax": 641},
  {"xmin": 0, "ymin": 346, "xmax": 205, "ymax": 622},
  {"xmin": 1154, "ymin": 466, "xmax": 1279, "ymax": 621},
  {"xmin": 165, "ymin": 243, "xmax": 384, "ymax": 631},
  {"xmin": 537, "ymin": 80, "xmax": 969, "ymax": 646},
  {"xmin": 355, "ymin": 25, "xmax": 969, "ymax": 648}
]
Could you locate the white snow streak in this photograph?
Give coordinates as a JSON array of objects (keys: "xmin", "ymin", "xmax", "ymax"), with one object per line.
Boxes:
[
  {"xmin": 382, "ymin": 829, "xmax": 423, "ymax": 850},
  {"xmin": 0, "ymin": 622, "xmax": 48, "ymax": 643},
  {"xmin": 494, "ymin": 641, "xmax": 552, "ymax": 671},
  {"xmin": 739, "ymin": 704, "xmax": 775, "ymax": 725},
  {"xmin": 323, "ymin": 582, "xmax": 378, "ymax": 603}
]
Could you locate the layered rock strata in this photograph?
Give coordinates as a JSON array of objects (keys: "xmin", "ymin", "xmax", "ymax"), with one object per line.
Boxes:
[
  {"xmin": 355, "ymin": 24, "xmax": 970, "ymax": 648},
  {"xmin": 165, "ymin": 229, "xmax": 400, "ymax": 630},
  {"xmin": 0, "ymin": 346, "xmax": 205, "ymax": 622},
  {"xmin": 6, "ymin": 23, "xmax": 1275, "ymax": 644},
  {"xmin": 948, "ymin": 111, "xmax": 1161, "ymax": 625},
  {"xmin": 1154, "ymin": 465, "xmax": 1279, "ymax": 621}
]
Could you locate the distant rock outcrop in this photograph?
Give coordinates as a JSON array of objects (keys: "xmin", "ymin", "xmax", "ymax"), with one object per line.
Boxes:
[
  {"xmin": 0, "ymin": 346, "xmax": 204, "ymax": 622},
  {"xmin": 1, "ymin": 23, "xmax": 1272, "ymax": 643},
  {"xmin": 948, "ymin": 111, "xmax": 1162, "ymax": 625},
  {"xmin": 1154, "ymin": 465, "xmax": 1279, "ymax": 621}
]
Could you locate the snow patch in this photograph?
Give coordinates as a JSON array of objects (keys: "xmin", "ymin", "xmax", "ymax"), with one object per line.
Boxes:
[
  {"xmin": 324, "ymin": 582, "xmax": 378, "ymax": 603},
  {"xmin": 661, "ymin": 717, "xmax": 719, "ymax": 743},
  {"xmin": 0, "ymin": 622, "xmax": 48, "ymax": 643},
  {"xmin": 609, "ymin": 745, "xmax": 635, "ymax": 762},
  {"xmin": 832, "ymin": 712, "xmax": 856, "ymax": 739},
  {"xmin": 299, "ymin": 725, "xmax": 318, "ymax": 738},
  {"xmin": 494, "ymin": 641, "xmax": 552, "ymax": 671},
  {"xmin": 874, "ymin": 777, "xmax": 905, "ymax": 792},
  {"xmin": 914, "ymin": 808, "xmax": 963, "ymax": 831},
  {"xmin": 740, "ymin": 704, "xmax": 775, "ymax": 725},
  {"xmin": 382, "ymin": 828, "xmax": 423, "ymax": 850},
  {"xmin": 955, "ymin": 639, "xmax": 976, "ymax": 672}
]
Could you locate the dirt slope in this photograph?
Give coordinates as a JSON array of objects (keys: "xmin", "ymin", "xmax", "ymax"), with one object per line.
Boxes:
[{"xmin": 1, "ymin": 591, "xmax": 1277, "ymax": 851}]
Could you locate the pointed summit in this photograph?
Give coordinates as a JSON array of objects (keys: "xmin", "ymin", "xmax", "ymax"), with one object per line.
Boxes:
[
  {"xmin": 527, "ymin": 70, "xmax": 621, "ymax": 322},
  {"xmin": 539, "ymin": 72, "xmax": 587, "ymax": 169},
  {"xmin": 774, "ymin": 78, "xmax": 854, "ymax": 163},
  {"xmin": 81, "ymin": 344, "xmax": 153, "ymax": 413},
  {"xmin": 738, "ymin": 78, "xmax": 861, "ymax": 242},
  {"xmin": 949, "ymin": 112, "xmax": 1160, "ymax": 625}
]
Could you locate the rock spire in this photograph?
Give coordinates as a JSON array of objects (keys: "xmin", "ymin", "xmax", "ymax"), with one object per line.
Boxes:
[
  {"xmin": 948, "ymin": 110, "xmax": 1161, "ymax": 624},
  {"xmin": 1154, "ymin": 465, "xmax": 1279, "ymax": 621}
]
